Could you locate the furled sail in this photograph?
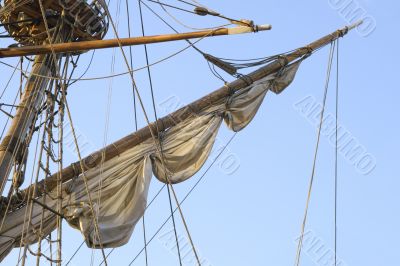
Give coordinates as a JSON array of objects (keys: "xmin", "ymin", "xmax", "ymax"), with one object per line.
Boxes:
[{"xmin": 0, "ymin": 61, "xmax": 301, "ymax": 261}]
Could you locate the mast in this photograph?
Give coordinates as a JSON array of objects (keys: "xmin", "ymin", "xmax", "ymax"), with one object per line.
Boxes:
[
  {"xmin": 0, "ymin": 54, "xmax": 52, "ymax": 193},
  {"xmin": 10, "ymin": 21, "xmax": 362, "ymax": 203},
  {"xmin": 0, "ymin": 0, "xmax": 109, "ymax": 195}
]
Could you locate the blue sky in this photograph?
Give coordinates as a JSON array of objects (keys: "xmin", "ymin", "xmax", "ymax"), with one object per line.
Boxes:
[{"xmin": 0, "ymin": 0, "xmax": 398, "ymax": 265}]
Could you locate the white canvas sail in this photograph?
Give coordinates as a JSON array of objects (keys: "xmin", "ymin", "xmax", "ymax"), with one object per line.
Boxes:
[{"xmin": 0, "ymin": 61, "xmax": 301, "ymax": 260}]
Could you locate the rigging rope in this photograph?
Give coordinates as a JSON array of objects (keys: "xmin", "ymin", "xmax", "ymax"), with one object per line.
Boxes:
[
  {"xmin": 0, "ymin": 33, "xmax": 212, "ymax": 82},
  {"xmin": 43, "ymin": 3, "xmax": 109, "ymax": 263},
  {"xmin": 0, "ymin": 61, "xmax": 18, "ymax": 99},
  {"xmin": 19, "ymin": 76, "xmax": 57, "ymax": 266},
  {"xmin": 1, "ymin": 53, "xmax": 59, "ymax": 247},
  {"xmin": 35, "ymin": 66, "xmax": 60, "ymax": 266},
  {"xmin": 0, "ymin": 58, "xmax": 32, "ymax": 144},
  {"xmin": 154, "ymin": 0, "xmax": 230, "ymax": 31},
  {"xmin": 99, "ymin": 5, "xmax": 202, "ymax": 264},
  {"xmin": 19, "ymin": 19, "xmax": 73, "ymax": 264},
  {"xmin": 96, "ymin": 0, "xmax": 124, "ymax": 264},
  {"xmin": 294, "ymin": 41, "xmax": 336, "ymax": 266},
  {"xmin": 97, "ymin": 133, "xmax": 238, "ymax": 265},
  {"xmin": 67, "ymin": 51, "xmax": 95, "ymax": 87},
  {"xmin": 0, "ymin": 17, "xmax": 68, "ymax": 266},
  {"xmin": 147, "ymin": 0, "xmax": 198, "ymax": 15},
  {"xmin": 63, "ymin": 96, "xmax": 109, "ymax": 265},
  {"xmin": 137, "ymin": 1, "xmax": 158, "ymax": 264},
  {"xmin": 140, "ymin": 0, "xmax": 230, "ymax": 83},
  {"xmin": 126, "ymin": 133, "xmax": 238, "ymax": 265},
  {"xmin": 334, "ymin": 39, "xmax": 340, "ymax": 266},
  {"xmin": 141, "ymin": 1, "xmax": 192, "ymax": 264}
]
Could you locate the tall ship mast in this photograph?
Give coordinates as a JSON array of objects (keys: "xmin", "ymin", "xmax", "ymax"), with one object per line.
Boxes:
[{"xmin": 0, "ymin": 0, "xmax": 362, "ymax": 265}]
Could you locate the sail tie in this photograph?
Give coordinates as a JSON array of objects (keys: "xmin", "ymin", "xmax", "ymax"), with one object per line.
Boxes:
[{"xmin": 203, "ymin": 53, "xmax": 238, "ymax": 75}]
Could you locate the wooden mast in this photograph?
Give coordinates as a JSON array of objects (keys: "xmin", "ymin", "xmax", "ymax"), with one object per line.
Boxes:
[
  {"xmin": 0, "ymin": 54, "xmax": 52, "ymax": 193},
  {"xmin": 0, "ymin": 0, "xmax": 110, "ymax": 196},
  {"xmin": 9, "ymin": 21, "xmax": 362, "ymax": 203},
  {"xmin": 0, "ymin": 25, "xmax": 272, "ymax": 58}
]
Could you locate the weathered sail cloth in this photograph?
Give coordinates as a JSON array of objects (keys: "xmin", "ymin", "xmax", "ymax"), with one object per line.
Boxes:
[{"xmin": 0, "ymin": 61, "xmax": 301, "ymax": 260}]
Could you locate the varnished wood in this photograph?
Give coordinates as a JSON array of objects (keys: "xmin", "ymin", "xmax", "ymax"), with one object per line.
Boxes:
[{"xmin": 0, "ymin": 26, "xmax": 269, "ymax": 58}]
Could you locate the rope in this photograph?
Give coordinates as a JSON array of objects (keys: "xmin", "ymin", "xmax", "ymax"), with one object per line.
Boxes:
[
  {"xmin": 147, "ymin": 0, "xmax": 197, "ymax": 14},
  {"xmin": 0, "ymin": 113, "xmax": 43, "ymax": 234},
  {"xmin": 15, "ymin": 57, "xmax": 56, "ymax": 265},
  {"xmin": 55, "ymin": 54, "xmax": 72, "ymax": 266},
  {"xmin": 151, "ymin": 0, "xmax": 231, "ymax": 31},
  {"xmin": 137, "ymin": 1, "xmax": 157, "ymax": 264},
  {"xmin": 140, "ymin": 0, "xmax": 206, "ymax": 55},
  {"xmin": 177, "ymin": 0, "xmax": 198, "ymax": 7},
  {"xmin": 67, "ymin": 51, "xmax": 95, "ymax": 87},
  {"xmin": 9, "ymin": 51, "xmax": 59, "ymax": 264},
  {"xmin": 98, "ymin": 133, "xmax": 239, "ymax": 266},
  {"xmin": 40, "ymin": 3, "xmax": 108, "ymax": 263},
  {"xmin": 126, "ymin": 0, "xmax": 138, "ymax": 131},
  {"xmin": 334, "ymin": 39, "xmax": 340, "ymax": 266},
  {"xmin": 5, "ymin": 54, "xmax": 60, "ymax": 260},
  {"xmin": 0, "ymin": 33, "xmax": 211, "ymax": 81},
  {"xmin": 35, "ymin": 71, "xmax": 59, "ymax": 266},
  {"xmin": 141, "ymin": 0, "xmax": 228, "ymax": 83},
  {"xmin": 0, "ymin": 69, "xmax": 24, "ymax": 140},
  {"xmin": 63, "ymin": 96, "xmax": 109, "ymax": 265},
  {"xmin": 139, "ymin": 2, "xmax": 187, "ymax": 264},
  {"xmin": 141, "ymin": 2, "xmax": 203, "ymax": 260},
  {"xmin": 35, "ymin": 56, "xmax": 67, "ymax": 265},
  {"xmin": 64, "ymin": 241, "xmax": 85, "ymax": 266},
  {"xmin": 294, "ymin": 41, "xmax": 336, "ymax": 266},
  {"xmin": 126, "ymin": 133, "xmax": 238, "ymax": 265},
  {"xmin": 99, "ymin": 9, "xmax": 202, "ymax": 264},
  {"xmin": 19, "ymin": 77, "xmax": 56, "ymax": 266},
  {"xmin": 0, "ymin": 61, "xmax": 18, "ymax": 99},
  {"xmin": 19, "ymin": 26, "xmax": 73, "ymax": 263},
  {"xmin": 0, "ymin": 54, "xmax": 48, "ymax": 196}
]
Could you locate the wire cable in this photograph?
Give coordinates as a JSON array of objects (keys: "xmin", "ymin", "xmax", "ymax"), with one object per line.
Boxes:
[
  {"xmin": 294, "ymin": 41, "xmax": 336, "ymax": 266},
  {"xmin": 334, "ymin": 39, "xmax": 340, "ymax": 266}
]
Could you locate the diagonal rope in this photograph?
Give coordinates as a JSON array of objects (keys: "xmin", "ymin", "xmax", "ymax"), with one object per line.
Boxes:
[
  {"xmin": 35, "ymin": 3, "xmax": 109, "ymax": 264},
  {"xmin": 95, "ymin": 133, "xmax": 237, "ymax": 265},
  {"xmin": 100, "ymin": 2, "xmax": 202, "ymax": 264},
  {"xmin": 63, "ymin": 95, "xmax": 109, "ymax": 266},
  {"xmin": 142, "ymin": 2, "xmax": 202, "ymax": 261},
  {"xmin": 138, "ymin": 1, "xmax": 184, "ymax": 265},
  {"xmin": 126, "ymin": 133, "xmax": 237, "ymax": 265},
  {"xmin": 38, "ymin": 2, "xmax": 109, "ymax": 264},
  {"xmin": 294, "ymin": 41, "xmax": 336, "ymax": 266},
  {"xmin": 136, "ymin": 1, "xmax": 155, "ymax": 264},
  {"xmin": 0, "ymin": 33, "xmax": 215, "ymax": 82}
]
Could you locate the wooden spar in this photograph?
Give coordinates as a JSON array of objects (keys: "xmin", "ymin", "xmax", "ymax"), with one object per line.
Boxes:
[
  {"xmin": 0, "ymin": 25, "xmax": 272, "ymax": 58},
  {"xmin": 11, "ymin": 21, "xmax": 362, "ymax": 204}
]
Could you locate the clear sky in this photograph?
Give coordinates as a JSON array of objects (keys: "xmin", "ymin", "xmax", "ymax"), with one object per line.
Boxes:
[{"xmin": 0, "ymin": 0, "xmax": 398, "ymax": 265}]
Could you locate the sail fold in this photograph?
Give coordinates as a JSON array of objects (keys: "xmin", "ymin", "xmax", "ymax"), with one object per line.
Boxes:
[{"xmin": 0, "ymin": 61, "xmax": 301, "ymax": 260}]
